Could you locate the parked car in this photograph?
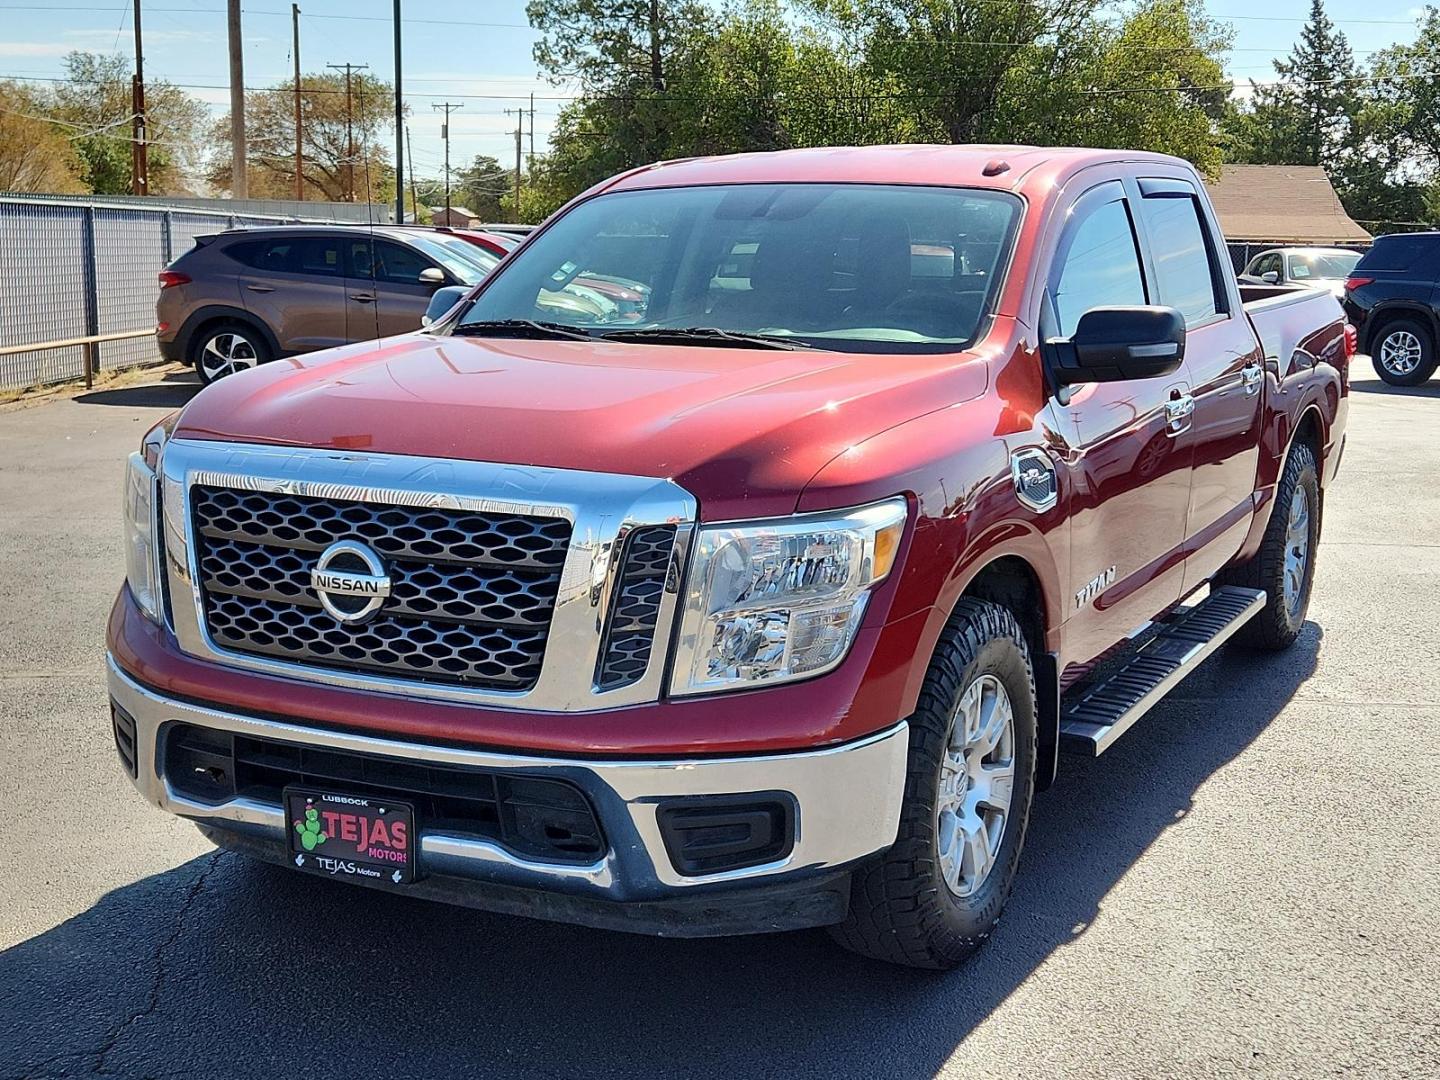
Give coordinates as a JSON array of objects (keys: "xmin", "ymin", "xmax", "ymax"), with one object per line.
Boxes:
[
  {"xmin": 1238, "ymin": 246, "xmax": 1362, "ymax": 296},
  {"xmin": 113, "ymin": 146, "xmax": 1350, "ymax": 970},
  {"xmin": 155, "ymin": 225, "xmax": 500, "ymax": 384},
  {"xmin": 432, "ymin": 226, "xmax": 521, "ymax": 258},
  {"xmin": 1341, "ymin": 231, "xmax": 1440, "ymax": 386}
]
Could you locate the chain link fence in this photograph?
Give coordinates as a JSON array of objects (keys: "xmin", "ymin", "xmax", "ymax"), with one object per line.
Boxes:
[{"xmin": 0, "ymin": 195, "xmax": 380, "ymax": 393}]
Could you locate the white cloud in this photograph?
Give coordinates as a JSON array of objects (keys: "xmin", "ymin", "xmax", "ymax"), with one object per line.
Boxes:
[{"xmin": 0, "ymin": 42, "xmax": 74, "ymax": 58}]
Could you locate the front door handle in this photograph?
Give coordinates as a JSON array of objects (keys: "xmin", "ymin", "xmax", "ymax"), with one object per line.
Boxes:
[
  {"xmin": 1165, "ymin": 393, "xmax": 1195, "ymax": 437},
  {"xmin": 1241, "ymin": 362, "xmax": 1263, "ymax": 395},
  {"xmin": 245, "ymin": 284, "xmax": 275, "ymax": 293},
  {"xmin": 350, "ymin": 294, "xmax": 376, "ymax": 303}
]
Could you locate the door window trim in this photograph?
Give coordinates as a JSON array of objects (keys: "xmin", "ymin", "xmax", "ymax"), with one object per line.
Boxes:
[
  {"xmin": 1041, "ymin": 180, "xmax": 1150, "ymax": 340},
  {"xmin": 1131, "ymin": 176, "xmax": 1231, "ymax": 329}
]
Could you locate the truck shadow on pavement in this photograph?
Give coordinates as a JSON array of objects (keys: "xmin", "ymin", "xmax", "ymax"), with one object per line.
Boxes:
[
  {"xmin": 73, "ymin": 371, "xmax": 201, "ymax": 410},
  {"xmin": 0, "ymin": 626, "xmax": 1321, "ymax": 1080}
]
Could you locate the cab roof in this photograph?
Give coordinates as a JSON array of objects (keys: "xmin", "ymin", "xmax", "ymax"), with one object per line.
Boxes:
[{"xmin": 599, "ymin": 144, "xmax": 1196, "ymax": 196}]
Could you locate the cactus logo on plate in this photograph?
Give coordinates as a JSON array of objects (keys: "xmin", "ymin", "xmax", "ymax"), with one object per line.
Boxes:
[{"xmin": 284, "ymin": 787, "xmax": 415, "ymax": 887}]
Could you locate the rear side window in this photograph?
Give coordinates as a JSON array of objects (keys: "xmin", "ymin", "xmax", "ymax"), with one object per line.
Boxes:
[
  {"xmin": 1136, "ymin": 195, "xmax": 1223, "ymax": 326},
  {"xmin": 1052, "ymin": 196, "xmax": 1146, "ymax": 337},
  {"xmin": 227, "ymin": 236, "xmax": 340, "ymax": 277},
  {"xmin": 1355, "ymin": 235, "xmax": 1440, "ymax": 273}
]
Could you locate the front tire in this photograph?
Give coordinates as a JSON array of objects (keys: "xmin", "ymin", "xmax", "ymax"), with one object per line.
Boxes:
[
  {"xmin": 1372, "ymin": 319, "xmax": 1436, "ymax": 387},
  {"xmin": 1219, "ymin": 441, "xmax": 1320, "ymax": 650},
  {"xmin": 830, "ymin": 599, "xmax": 1037, "ymax": 969},
  {"xmin": 191, "ymin": 321, "xmax": 270, "ymax": 384}
]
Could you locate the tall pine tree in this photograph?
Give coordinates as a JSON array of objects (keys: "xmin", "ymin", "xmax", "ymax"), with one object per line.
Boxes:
[{"xmin": 1224, "ymin": 0, "xmax": 1357, "ymax": 165}]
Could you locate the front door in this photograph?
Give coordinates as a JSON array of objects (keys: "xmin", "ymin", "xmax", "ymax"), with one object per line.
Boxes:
[
  {"xmin": 1042, "ymin": 180, "xmax": 1196, "ymax": 671},
  {"xmin": 344, "ymin": 238, "xmax": 443, "ymax": 340},
  {"xmin": 1132, "ymin": 179, "xmax": 1263, "ymax": 590}
]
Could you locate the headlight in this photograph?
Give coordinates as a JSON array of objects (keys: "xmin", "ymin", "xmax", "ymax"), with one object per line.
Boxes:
[
  {"xmin": 123, "ymin": 416, "xmax": 175, "ymax": 622},
  {"xmin": 670, "ymin": 497, "xmax": 907, "ymax": 696}
]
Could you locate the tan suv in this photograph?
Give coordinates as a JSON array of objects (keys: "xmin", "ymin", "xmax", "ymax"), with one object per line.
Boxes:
[{"xmin": 156, "ymin": 226, "xmax": 497, "ymax": 383}]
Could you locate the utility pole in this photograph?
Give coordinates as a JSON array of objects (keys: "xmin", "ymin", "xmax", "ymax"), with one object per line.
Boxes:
[
  {"xmin": 329, "ymin": 63, "xmax": 368, "ymax": 201},
  {"xmin": 292, "ymin": 4, "xmax": 303, "ymax": 201},
  {"xmin": 432, "ymin": 101, "xmax": 462, "ymax": 220},
  {"xmin": 405, "ymin": 124, "xmax": 418, "ymax": 225},
  {"xmin": 393, "ymin": 0, "xmax": 404, "ymax": 224},
  {"xmin": 504, "ymin": 107, "xmax": 522, "ymax": 222},
  {"xmin": 227, "ymin": 0, "xmax": 247, "ymax": 198},
  {"xmin": 528, "ymin": 91, "xmax": 535, "ymax": 169},
  {"xmin": 130, "ymin": 0, "xmax": 148, "ymax": 195}
]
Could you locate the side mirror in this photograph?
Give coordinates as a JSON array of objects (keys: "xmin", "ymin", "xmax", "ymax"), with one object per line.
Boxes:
[
  {"xmin": 1048, "ymin": 306, "xmax": 1186, "ymax": 386},
  {"xmin": 418, "ymin": 266, "xmax": 446, "ymax": 287},
  {"xmin": 1260, "ymin": 270, "xmax": 1280, "ymax": 284},
  {"xmin": 421, "ymin": 285, "xmax": 468, "ymax": 327}
]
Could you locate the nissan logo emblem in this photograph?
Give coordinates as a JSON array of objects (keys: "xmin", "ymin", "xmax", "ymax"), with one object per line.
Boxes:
[{"xmin": 310, "ymin": 540, "xmax": 392, "ymax": 624}]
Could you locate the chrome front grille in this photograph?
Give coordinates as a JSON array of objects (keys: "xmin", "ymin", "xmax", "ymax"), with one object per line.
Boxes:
[
  {"xmin": 161, "ymin": 441, "xmax": 696, "ymax": 710},
  {"xmin": 190, "ymin": 486, "xmax": 571, "ymax": 690}
]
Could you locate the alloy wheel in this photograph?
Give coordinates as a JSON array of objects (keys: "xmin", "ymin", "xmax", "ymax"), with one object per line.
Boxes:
[
  {"xmin": 1282, "ymin": 483, "xmax": 1311, "ymax": 618},
  {"xmin": 199, "ymin": 332, "xmax": 259, "ymax": 381},
  {"xmin": 1378, "ymin": 330, "xmax": 1423, "ymax": 377},
  {"xmin": 937, "ymin": 673, "xmax": 1016, "ymax": 898}
]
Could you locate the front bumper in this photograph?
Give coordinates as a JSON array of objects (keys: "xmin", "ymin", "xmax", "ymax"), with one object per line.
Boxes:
[{"xmin": 108, "ymin": 657, "xmax": 909, "ymax": 936}]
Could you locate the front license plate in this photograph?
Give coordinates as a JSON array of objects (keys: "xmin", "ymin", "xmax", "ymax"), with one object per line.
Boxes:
[{"xmin": 284, "ymin": 787, "xmax": 416, "ymax": 887}]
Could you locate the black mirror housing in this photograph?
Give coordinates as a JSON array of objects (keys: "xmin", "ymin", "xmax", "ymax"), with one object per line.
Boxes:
[
  {"xmin": 1049, "ymin": 305, "xmax": 1186, "ymax": 386},
  {"xmin": 421, "ymin": 285, "xmax": 468, "ymax": 327}
]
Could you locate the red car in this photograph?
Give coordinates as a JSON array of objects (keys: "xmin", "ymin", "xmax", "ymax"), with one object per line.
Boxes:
[{"xmin": 111, "ymin": 146, "xmax": 1349, "ymax": 968}]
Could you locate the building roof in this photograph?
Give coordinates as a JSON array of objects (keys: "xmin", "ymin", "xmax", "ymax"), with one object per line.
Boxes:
[
  {"xmin": 429, "ymin": 206, "xmax": 477, "ymax": 218},
  {"xmin": 1204, "ymin": 165, "xmax": 1371, "ymax": 244}
]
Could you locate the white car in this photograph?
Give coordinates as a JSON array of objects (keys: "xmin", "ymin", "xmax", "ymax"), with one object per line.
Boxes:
[{"xmin": 1239, "ymin": 246, "xmax": 1362, "ymax": 296}]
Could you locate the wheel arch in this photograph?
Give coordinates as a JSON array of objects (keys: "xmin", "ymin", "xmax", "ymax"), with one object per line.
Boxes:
[
  {"xmin": 955, "ymin": 552, "xmax": 1060, "ymax": 793},
  {"xmin": 1361, "ymin": 302, "xmax": 1438, "ymax": 353},
  {"xmin": 177, "ymin": 305, "xmax": 281, "ymax": 364}
]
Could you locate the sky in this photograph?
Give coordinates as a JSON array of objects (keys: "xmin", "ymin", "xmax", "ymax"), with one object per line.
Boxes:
[{"xmin": 0, "ymin": 1, "xmax": 1435, "ymax": 197}]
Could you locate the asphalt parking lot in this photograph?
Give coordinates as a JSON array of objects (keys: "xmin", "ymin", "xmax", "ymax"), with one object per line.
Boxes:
[{"xmin": 1, "ymin": 362, "xmax": 1437, "ymax": 1080}]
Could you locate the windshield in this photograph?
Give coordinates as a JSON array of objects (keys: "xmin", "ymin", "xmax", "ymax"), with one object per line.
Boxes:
[
  {"xmin": 406, "ymin": 234, "xmax": 498, "ymax": 285},
  {"xmin": 454, "ymin": 183, "xmax": 1022, "ymax": 352},
  {"xmin": 1288, "ymin": 251, "xmax": 1360, "ymax": 280}
]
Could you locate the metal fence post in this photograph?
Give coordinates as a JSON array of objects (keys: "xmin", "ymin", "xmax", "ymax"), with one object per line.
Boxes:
[
  {"xmin": 80, "ymin": 205, "xmax": 100, "ymax": 389},
  {"xmin": 162, "ymin": 210, "xmax": 173, "ymax": 264}
]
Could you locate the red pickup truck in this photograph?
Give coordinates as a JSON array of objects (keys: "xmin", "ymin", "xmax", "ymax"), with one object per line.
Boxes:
[{"xmin": 110, "ymin": 146, "xmax": 1350, "ymax": 969}]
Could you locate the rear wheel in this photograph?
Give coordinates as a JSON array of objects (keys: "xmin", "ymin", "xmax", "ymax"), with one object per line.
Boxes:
[
  {"xmin": 1219, "ymin": 441, "xmax": 1320, "ymax": 650},
  {"xmin": 191, "ymin": 321, "xmax": 270, "ymax": 384},
  {"xmin": 830, "ymin": 599, "xmax": 1036, "ymax": 969},
  {"xmin": 1372, "ymin": 319, "xmax": 1436, "ymax": 387}
]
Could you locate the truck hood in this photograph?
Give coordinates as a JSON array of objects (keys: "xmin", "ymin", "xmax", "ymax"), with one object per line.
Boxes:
[{"xmin": 173, "ymin": 333, "xmax": 991, "ymax": 520}]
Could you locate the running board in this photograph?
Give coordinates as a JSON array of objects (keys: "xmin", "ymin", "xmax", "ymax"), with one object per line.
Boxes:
[{"xmin": 1059, "ymin": 586, "xmax": 1266, "ymax": 757}]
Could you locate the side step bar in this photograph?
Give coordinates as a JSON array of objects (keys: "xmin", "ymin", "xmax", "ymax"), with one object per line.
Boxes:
[{"xmin": 1059, "ymin": 586, "xmax": 1266, "ymax": 757}]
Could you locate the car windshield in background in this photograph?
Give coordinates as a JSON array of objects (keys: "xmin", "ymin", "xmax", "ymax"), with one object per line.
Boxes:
[
  {"xmin": 1289, "ymin": 251, "xmax": 1361, "ymax": 280},
  {"xmin": 406, "ymin": 234, "xmax": 496, "ymax": 285},
  {"xmin": 454, "ymin": 183, "xmax": 1022, "ymax": 353}
]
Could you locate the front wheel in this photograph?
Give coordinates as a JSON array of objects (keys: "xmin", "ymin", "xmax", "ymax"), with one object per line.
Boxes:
[
  {"xmin": 830, "ymin": 599, "xmax": 1036, "ymax": 969},
  {"xmin": 1372, "ymin": 319, "xmax": 1436, "ymax": 387}
]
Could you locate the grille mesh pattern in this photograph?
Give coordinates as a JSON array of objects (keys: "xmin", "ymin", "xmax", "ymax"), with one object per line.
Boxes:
[
  {"xmin": 595, "ymin": 526, "xmax": 677, "ymax": 690},
  {"xmin": 191, "ymin": 486, "xmax": 571, "ymax": 690}
]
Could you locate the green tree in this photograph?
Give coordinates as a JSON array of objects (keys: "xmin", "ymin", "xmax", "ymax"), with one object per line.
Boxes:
[
  {"xmin": 1222, "ymin": 0, "xmax": 1357, "ymax": 167},
  {"xmin": 208, "ymin": 72, "xmax": 395, "ymax": 202},
  {"xmin": 46, "ymin": 52, "xmax": 206, "ymax": 195}
]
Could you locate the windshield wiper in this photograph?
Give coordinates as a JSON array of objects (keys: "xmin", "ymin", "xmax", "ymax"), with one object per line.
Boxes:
[
  {"xmin": 597, "ymin": 326, "xmax": 813, "ymax": 351},
  {"xmin": 451, "ymin": 319, "xmax": 593, "ymax": 341}
]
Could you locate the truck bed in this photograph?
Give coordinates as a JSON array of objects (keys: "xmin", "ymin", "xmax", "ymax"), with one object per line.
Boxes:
[{"xmin": 1240, "ymin": 283, "xmax": 1347, "ymax": 366}]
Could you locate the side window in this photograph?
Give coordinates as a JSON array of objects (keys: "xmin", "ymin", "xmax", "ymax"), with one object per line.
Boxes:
[
  {"xmin": 1052, "ymin": 196, "xmax": 1146, "ymax": 337},
  {"xmin": 292, "ymin": 237, "xmax": 341, "ymax": 277},
  {"xmin": 371, "ymin": 241, "xmax": 431, "ymax": 285},
  {"xmin": 229, "ymin": 239, "xmax": 294, "ymax": 273},
  {"xmin": 1136, "ymin": 195, "xmax": 1223, "ymax": 326}
]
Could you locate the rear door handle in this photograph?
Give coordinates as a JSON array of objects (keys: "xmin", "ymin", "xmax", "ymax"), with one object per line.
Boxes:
[
  {"xmin": 1241, "ymin": 362, "xmax": 1263, "ymax": 394},
  {"xmin": 245, "ymin": 284, "xmax": 274, "ymax": 293},
  {"xmin": 1165, "ymin": 393, "xmax": 1195, "ymax": 437},
  {"xmin": 350, "ymin": 294, "xmax": 376, "ymax": 303}
]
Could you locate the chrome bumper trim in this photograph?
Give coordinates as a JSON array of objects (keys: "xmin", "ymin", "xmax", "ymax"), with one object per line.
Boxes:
[
  {"xmin": 108, "ymin": 657, "xmax": 909, "ymax": 896},
  {"xmin": 158, "ymin": 439, "xmax": 697, "ymax": 711}
]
